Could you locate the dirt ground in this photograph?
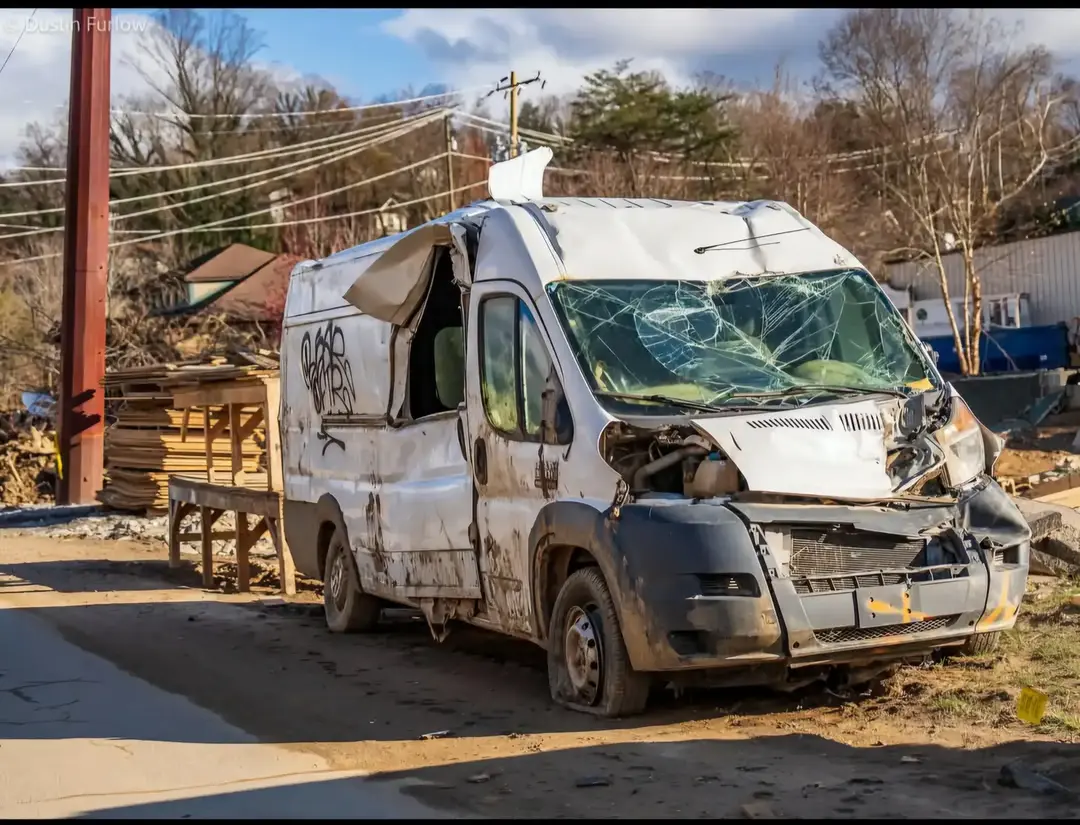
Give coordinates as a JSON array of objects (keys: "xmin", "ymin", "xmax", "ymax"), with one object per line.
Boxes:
[
  {"xmin": 0, "ymin": 533, "xmax": 1078, "ymax": 819},
  {"xmin": 996, "ymin": 410, "xmax": 1080, "ymax": 482}
]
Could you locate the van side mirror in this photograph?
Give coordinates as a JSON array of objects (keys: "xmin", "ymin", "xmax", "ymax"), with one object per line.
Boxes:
[
  {"xmin": 922, "ymin": 341, "xmax": 940, "ymax": 364},
  {"xmin": 541, "ymin": 385, "xmax": 573, "ymax": 445}
]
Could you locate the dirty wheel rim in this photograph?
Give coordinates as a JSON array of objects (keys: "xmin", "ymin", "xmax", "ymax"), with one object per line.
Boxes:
[
  {"xmin": 564, "ymin": 604, "xmax": 603, "ymax": 705},
  {"xmin": 328, "ymin": 546, "xmax": 348, "ymax": 612}
]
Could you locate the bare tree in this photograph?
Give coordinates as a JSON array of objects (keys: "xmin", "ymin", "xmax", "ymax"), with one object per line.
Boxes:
[{"xmin": 820, "ymin": 9, "xmax": 1076, "ymax": 374}]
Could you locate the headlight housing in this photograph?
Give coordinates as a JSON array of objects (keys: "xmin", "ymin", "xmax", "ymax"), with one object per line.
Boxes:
[{"xmin": 932, "ymin": 396, "xmax": 987, "ymax": 488}]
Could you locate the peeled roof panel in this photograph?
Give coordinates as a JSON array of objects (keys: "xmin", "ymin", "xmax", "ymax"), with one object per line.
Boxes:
[{"xmin": 183, "ymin": 243, "xmax": 277, "ymax": 283}]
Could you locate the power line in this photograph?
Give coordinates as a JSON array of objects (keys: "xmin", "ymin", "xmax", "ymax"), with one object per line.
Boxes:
[
  {"xmin": 0, "ymin": 110, "xmax": 449, "ymax": 221},
  {"xmin": 115, "ymin": 84, "xmax": 497, "ymax": 121},
  {"xmin": 0, "ymin": 107, "xmax": 449, "ymax": 188},
  {"xmin": 1, "ymin": 145, "xmax": 461, "ymax": 243},
  {"xmin": 0, "ymin": 179, "xmax": 490, "ymax": 267},
  {"xmin": 0, "ymin": 8, "xmax": 36, "ymax": 83},
  {"xmin": 145, "ymin": 180, "xmax": 490, "ymax": 233}
]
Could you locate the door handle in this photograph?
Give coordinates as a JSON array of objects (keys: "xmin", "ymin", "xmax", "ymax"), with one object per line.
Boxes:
[
  {"xmin": 456, "ymin": 414, "xmax": 467, "ymax": 460},
  {"xmin": 474, "ymin": 437, "xmax": 488, "ymax": 486}
]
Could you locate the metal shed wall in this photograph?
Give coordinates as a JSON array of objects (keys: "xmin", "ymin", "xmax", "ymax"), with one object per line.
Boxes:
[{"xmin": 884, "ymin": 230, "xmax": 1080, "ymax": 327}]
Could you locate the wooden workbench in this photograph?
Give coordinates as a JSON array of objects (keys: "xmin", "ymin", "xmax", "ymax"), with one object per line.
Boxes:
[{"xmin": 166, "ymin": 375, "xmax": 296, "ymax": 595}]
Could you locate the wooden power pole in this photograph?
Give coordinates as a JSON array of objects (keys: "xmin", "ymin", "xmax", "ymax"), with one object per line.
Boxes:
[
  {"xmin": 490, "ymin": 71, "xmax": 544, "ymax": 159},
  {"xmin": 508, "ymin": 70, "xmax": 519, "ymax": 158},
  {"xmin": 444, "ymin": 112, "xmax": 456, "ymax": 212},
  {"xmin": 58, "ymin": 8, "xmax": 112, "ymax": 505}
]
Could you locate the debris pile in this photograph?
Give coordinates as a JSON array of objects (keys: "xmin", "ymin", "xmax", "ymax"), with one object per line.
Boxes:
[
  {"xmin": 0, "ymin": 413, "xmax": 57, "ymax": 506},
  {"xmin": 98, "ymin": 353, "xmax": 278, "ymax": 514},
  {"xmin": 1012, "ymin": 497, "xmax": 1080, "ymax": 576},
  {"xmin": 999, "ymin": 455, "xmax": 1080, "ymax": 498}
]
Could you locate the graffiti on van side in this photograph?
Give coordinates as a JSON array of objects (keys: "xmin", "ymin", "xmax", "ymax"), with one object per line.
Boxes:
[
  {"xmin": 316, "ymin": 429, "xmax": 346, "ymax": 455},
  {"xmin": 300, "ymin": 320, "xmax": 356, "ymax": 416},
  {"xmin": 300, "ymin": 320, "xmax": 355, "ymax": 454}
]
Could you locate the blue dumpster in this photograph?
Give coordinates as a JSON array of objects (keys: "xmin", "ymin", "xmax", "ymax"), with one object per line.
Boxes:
[{"xmin": 921, "ymin": 323, "xmax": 1069, "ymax": 375}]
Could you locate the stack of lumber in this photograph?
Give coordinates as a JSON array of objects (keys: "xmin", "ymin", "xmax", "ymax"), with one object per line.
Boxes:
[{"xmin": 97, "ymin": 355, "xmax": 278, "ymax": 513}]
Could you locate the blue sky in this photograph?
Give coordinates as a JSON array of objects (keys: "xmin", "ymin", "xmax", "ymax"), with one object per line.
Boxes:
[
  {"xmin": 3, "ymin": 8, "xmax": 1080, "ymax": 164},
  {"xmin": 174, "ymin": 9, "xmax": 440, "ymax": 100}
]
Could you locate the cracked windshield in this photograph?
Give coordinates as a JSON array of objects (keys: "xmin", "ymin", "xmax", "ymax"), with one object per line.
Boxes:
[{"xmin": 548, "ymin": 269, "xmax": 936, "ymax": 413}]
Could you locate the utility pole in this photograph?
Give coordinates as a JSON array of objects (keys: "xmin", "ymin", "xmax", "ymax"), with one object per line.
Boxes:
[
  {"xmin": 444, "ymin": 112, "xmax": 456, "ymax": 212},
  {"xmin": 508, "ymin": 70, "xmax": 519, "ymax": 158},
  {"xmin": 489, "ymin": 71, "xmax": 545, "ymax": 159},
  {"xmin": 58, "ymin": 8, "xmax": 111, "ymax": 505}
]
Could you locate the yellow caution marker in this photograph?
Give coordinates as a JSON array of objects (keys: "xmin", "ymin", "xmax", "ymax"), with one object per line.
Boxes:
[
  {"xmin": 1017, "ymin": 686, "xmax": 1048, "ymax": 725},
  {"xmin": 53, "ymin": 433, "xmax": 63, "ymax": 481},
  {"xmin": 907, "ymin": 377, "xmax": 934, "ymax": 392}
]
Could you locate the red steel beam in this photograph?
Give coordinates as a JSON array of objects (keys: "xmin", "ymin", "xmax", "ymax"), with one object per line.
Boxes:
[{"xmin": 58, "ymin": 9, "xmax": 111, "ymax": 505}]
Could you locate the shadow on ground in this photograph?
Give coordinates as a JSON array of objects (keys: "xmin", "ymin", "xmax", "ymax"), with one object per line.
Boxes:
[
  {"xmin": 1, "ymin": 554, "xmax": 1078, "ymax": 818},
  {"xmin": 63, "ymin": 738, "xmax": 1080, "ymax": 819}
]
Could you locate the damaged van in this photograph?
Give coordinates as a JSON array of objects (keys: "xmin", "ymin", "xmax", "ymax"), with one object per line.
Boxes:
[{"xmin": 279, "ymin": 148, "xmax": 1030, "ymax": 717}]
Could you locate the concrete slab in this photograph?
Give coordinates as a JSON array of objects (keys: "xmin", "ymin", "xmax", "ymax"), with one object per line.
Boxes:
[{"xmin": 0, "ymin": 606, "xmax": 455, "ymax": 819}]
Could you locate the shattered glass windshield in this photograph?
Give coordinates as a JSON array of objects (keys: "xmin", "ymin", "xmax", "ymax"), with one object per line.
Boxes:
[{"xmin": 546, "ymin": 269, "xmax": 937, "ymax": 414}]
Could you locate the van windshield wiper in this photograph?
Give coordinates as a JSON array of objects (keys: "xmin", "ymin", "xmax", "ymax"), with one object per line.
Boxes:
[
  {"xmin": 730, "ymin": 384, "xmax": 909, "ymax": 401},
  {"xmin": 595, "ymin": 391, "xmax": 728, "ymax": 414}
]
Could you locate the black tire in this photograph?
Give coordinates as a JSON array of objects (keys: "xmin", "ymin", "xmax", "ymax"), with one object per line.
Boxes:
[
  {"xmin": 322, "ymin": 529, "xmax": 381, "ymax": 633},
  {"xmin": 959, "ymin": 631, "xmax": 1001, "ymax": 656},
  {"xmin": 547, "ymin": 567, "xmax": 650, "ymax": 718}
]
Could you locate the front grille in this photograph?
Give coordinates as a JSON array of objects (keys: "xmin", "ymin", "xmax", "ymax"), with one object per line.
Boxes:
[
  {"xmin": 789, "ymin": 529, "xmax": 925, "ymax": 577},
  {"xmin": 793, "ymin": 573, "xmax": 908, "ymax": 594},
  {"xmin": 814, "ymin": 615, "xmax": 957, "ymax": 645}
]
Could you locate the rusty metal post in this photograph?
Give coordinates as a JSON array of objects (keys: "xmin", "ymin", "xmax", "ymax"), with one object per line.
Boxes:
[{"xmin": 58, "ymin": 9, "xmax": 111, "ymax": 505}]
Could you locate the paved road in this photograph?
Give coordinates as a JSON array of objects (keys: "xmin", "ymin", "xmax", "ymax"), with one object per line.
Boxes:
[{"xmin": 0, "ymin": 605, "xmax": 453, "ymax": 819}]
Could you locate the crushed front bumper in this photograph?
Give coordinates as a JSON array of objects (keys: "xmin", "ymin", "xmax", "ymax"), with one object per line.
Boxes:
[{"xmin": 611, "ymin": 479, "xmax": 1030, "ymax": 673}]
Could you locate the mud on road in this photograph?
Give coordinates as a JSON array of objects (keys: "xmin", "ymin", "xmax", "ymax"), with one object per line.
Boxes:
[{"xmin": 1, "ymin": 534, "xmax": 1078, "ymax": 819}]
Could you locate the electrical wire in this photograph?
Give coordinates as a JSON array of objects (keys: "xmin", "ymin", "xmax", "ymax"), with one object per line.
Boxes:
[
  {"xmin": 0, "ymin": 109, "xmax": 448, "ymax": 223},
  {"xmin": 116, "ymin": 84, "xmax": 496, "ymax": 120},
  {"xmin": 0, "ymin": 107, "xmax": 450, "ymax": 189},
  {"xmin": 138, "ymin": 180, "xmax": 491, "ymax": 233},
  {"xmin": 0, "ymin": 179, "xmax": 490, "ymax": 267},
  {"xmin": 0, "ymin": 8, "xmax": 36, "ymax": 83},
  {"xmin": 5, "ymin": 108, "xmax": 432, "ymax": 173}
]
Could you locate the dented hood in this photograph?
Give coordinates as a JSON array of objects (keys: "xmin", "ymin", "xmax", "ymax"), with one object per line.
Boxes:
[{"xmin": 691, "ymin": 400, "xmax": 895, "ymax": 500}]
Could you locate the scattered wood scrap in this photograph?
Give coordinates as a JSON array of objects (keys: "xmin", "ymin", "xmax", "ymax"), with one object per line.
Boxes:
[
  {"xmin": 98, "ymin": 355, "xmax": 278, "ymax": 514},
  {"xmin": 0, "ymin": 421, "xmax": 56, "ymax": 506}
]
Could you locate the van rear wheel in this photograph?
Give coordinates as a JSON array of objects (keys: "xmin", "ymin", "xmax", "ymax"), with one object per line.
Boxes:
[
  {"xmin": 323, "ymin": 530, "xmax": 381, "ymax": 633},
  {"xmin": 547, "ymin": 567, "xmax": 650, "ymax": 718}
]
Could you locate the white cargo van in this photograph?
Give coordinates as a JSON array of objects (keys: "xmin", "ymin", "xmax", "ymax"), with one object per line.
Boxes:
[{"xmin": 279, "ymin": 149, "xmax": 1030, "ymax": 717}]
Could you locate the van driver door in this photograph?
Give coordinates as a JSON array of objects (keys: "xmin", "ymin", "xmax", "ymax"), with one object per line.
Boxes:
[{"xmin": 464, "ymin": 278, "xmax": 573, "ymax": 636}]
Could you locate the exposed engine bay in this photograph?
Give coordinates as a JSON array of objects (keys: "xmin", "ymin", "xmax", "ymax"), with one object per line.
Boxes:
[{"xmin": 600, "ymin": 386, "xmax": 1002, "ymax": 505}]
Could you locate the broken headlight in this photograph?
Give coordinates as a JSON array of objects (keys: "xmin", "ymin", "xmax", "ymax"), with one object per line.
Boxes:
[{"xmin": 932, "ymin": 396, "xmax": 986, "ymax": 488}]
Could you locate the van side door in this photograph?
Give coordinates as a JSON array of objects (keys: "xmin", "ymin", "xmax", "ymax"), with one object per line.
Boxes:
[{"xmin": 464, "ymin": 279, "xmax": 574, "ymax": 637}]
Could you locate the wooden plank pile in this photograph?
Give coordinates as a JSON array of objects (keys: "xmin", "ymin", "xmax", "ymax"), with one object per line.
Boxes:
[{"xmin": 98, "ymin": 356, "xmax": 278, "ymax": 513}]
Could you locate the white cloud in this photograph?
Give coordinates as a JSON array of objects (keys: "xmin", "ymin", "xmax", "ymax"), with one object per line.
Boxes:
[
  {"xmin": 383, "ymin": 8, "xmax": 1080, "ymax": 112},
  {"xmin": 0, "ymin": 9, "xmax": 169, "ymax": 166},
  {"xmin": 0, "ymin": 8, "xmax": 309, "ymax": 169}
]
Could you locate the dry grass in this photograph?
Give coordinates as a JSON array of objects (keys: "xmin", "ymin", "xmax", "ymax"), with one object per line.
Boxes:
[{"xmin": 878, "ymin": 578, "xmax": 1080, "ymax": 738}]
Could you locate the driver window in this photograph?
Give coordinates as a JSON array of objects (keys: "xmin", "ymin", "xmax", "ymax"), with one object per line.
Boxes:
[
  {"xmin": 521, "ymin": 303, "xmax": 560, "ymax": 439},
  {"xmin": 480, "ymin": 296, "xmax": 519, "ymax": 433},
  {"xmin": 479, "ymin": 294, "xmax": 571, "ymax": 444}
]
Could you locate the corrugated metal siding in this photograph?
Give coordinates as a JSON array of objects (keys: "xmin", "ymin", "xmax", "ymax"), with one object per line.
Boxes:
[{"xmin": 885, "ymin": 231, "xmax": 1080, "ymax": 327}]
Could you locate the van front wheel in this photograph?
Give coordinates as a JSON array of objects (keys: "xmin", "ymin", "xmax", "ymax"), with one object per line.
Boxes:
[
  {"xmin": 323, "ymin": 531, "xmax": 381, "ymax": 633},
  {"xmin": 547, "ymin": 567, "xmax": 650, "ymax": 718}
]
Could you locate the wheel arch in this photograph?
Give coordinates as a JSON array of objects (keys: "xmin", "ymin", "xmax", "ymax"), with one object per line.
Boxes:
[
  {"xmin": 315, "ymin": 493, "xmax": 350, "ymax": 579},
  {"xmin": 528, "ymin": 500, "xmax": 653, "ymax": 670}
]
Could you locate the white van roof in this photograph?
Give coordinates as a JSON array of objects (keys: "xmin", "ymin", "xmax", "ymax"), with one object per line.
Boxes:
[{"xmin": 285, "ymin": 151, "xmax": 865, "ymax": 322}]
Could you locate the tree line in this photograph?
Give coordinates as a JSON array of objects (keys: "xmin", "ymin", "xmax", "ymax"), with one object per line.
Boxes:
[{"xmin": 1, "ymin": 7, "xmax": 1078, "ymax": 400}]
